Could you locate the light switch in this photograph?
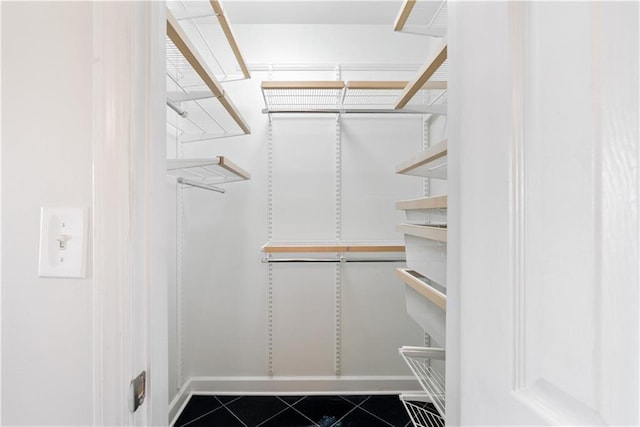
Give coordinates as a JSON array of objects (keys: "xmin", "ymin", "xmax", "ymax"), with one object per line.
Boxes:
[{"xmin": 38, "ymin": 207, "xmax": 88, "ymax": 278}]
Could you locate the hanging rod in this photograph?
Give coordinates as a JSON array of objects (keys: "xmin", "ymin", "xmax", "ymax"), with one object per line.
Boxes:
[
  {"xmin": 177, "ymin": 177, "xmax": 225, "ymax": 193},
  {"xmin": 262, "ymin": 257, "xmax": 406, "ymax": 264},
  {"xmin": 261, "ymin": 108, "xmax": 446, "ymax": 115},
  {"xmin": 167, "ymin": 99, "xmax": 188, "ymax": 118}
]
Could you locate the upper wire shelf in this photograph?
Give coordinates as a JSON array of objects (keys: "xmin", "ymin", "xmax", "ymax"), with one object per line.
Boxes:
[
  {"xmin": 394, "ymin": 0, "xmax": 448, "ymax": 38},
  {"xmin": 261, "ymin": 80, "xmax": 447, "ymax": 115},
  {"xmin": 167, "ymin": 0, "xmax": 250, "ymax": 82},
  {"xmin": 166, "ymin": 6, "xmax": 251, "ymax": 142}
]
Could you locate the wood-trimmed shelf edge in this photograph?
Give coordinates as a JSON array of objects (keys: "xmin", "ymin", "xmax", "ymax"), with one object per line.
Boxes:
[{"xmin": 397, "ymin": 268, "xmax": 446, "ymax": 311}]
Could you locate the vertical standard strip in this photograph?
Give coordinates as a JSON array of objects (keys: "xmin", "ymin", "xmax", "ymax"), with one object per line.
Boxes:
[
  {"xmin": 267, "ymin": 119, "xmax": 274, "ymax": 376},
  {"xmin": 334, "ymin": 117, "xmax": 342, "ymax": 376},
  {"xmin": 422, "ymin": 114, "xmax": 432, "ymax": 352},
  {"xmin": 177, "ymin": 185, "xmax": 184, "ymax": 389}
]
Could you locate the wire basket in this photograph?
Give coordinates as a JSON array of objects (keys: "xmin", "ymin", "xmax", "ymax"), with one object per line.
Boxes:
[{"xmin": 400, "ymin": 394, "xmax": 445, "ymax": 427}]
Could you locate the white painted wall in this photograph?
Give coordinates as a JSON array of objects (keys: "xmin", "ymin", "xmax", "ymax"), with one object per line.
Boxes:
[
  {"xmin": 1, "ymin": 2, "xmax": 94, "ymax": 425},
  {"xmin": 168, "ymin": 24, "xmax": 439, "ymax": 398}
]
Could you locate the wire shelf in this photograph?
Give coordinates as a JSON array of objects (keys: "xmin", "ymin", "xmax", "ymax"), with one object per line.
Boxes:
[
  {"xmin": 261, "ymin": 80, "xmax": 447, "ymax": 114},
  {"xmin": 400, "ymin": 394, "xmax": 445, "ymax": 427},
  {"xmin": 396, "ymin": 139, "xmax": 448, "ymax": 179},
  {"xmin": 395, "ymin": 0, "xmax": 448, "ymax": 37},
  {"xmin": 167, "ymin": 0, "xmax": 249, "ymax": 81},
  {"xmin": 167, "ymin": 157, "xmax": 251, "ymax": 189},
  {"xmin": 166, "ymin": 7, "xmax": 250, "ymax": 141},
  {"xmin": 399, "ymin": 347, "xmax": 446, "ymax": 418}
]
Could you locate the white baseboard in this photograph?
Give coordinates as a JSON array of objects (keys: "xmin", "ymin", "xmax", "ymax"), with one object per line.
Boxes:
[{"xmin": 168, "ymin": 375, "xmax": 421, "ymax": 425}]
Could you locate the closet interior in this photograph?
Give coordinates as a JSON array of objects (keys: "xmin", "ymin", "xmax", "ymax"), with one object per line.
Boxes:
[{"xmin": 166, "ymin": 0, "xmax": 449, "ymax": 425}]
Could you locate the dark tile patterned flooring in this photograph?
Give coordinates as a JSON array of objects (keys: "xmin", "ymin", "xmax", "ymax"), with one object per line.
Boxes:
[{"xmin": 174, "ymin": 394, "xmax": 430, "ymax": 427}]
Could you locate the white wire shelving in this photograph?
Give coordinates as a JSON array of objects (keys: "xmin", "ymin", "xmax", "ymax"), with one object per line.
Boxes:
[
  {"xmin": 167, "ymin": 0, "xmax": 250, "ymax": 82},
  {"xmin": 166, "ymin": 4, "xmax": 251, "ymax": 143},
  {"xmin": 394, "ymin": 0, "xmax": 448, "ymax": 38},
  {"xmin": 399, "ymin": 346, "xmax": 446, "ymax": 420},
  {"xmin": 399, "ymin": 394, "xmax": 445, "ymax": 427},
  {"xmin": 261, "ymin": 79, "xmax": 447, "ymax": 115},
  {"xmin": 396, "ymin": 139, "xmax": 448, "ymax": 179},
  {"xmin": 167, "ymin": 157, "xmax": 250, "ymax": 193}
]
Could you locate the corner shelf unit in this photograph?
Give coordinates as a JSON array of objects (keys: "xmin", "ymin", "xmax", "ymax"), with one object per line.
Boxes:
[
  {"xmin": 396, "ymin": 139, "xmax": 448, "ymax": 179},
  {"xmin": 167, "ymin": 157, "xmax": 250, "ymax": 193},
  {"xmin": 394, "ymin": 0, "xmax": 448, "ymax": 38},
  {"xmin": 399, "ymin": 347, "xmax": 446, "ymax": 422},
  {"xmin": 261, "ymin": 80, "xmax": 447, "ymax": 115},
  {"xmin": 166, "ymin": 4, "xmax": 251, "ymax": 142}
]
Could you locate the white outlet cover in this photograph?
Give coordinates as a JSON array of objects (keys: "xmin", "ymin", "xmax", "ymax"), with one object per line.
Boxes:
[{"xmin": 38, "ymin": 207, "xmax": 88, "ymax": 278}]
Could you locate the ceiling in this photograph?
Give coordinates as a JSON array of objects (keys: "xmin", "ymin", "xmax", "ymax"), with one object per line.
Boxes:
[{"xmin": 221, "ymin": 0, "xmax": 403, "ymax": 25}]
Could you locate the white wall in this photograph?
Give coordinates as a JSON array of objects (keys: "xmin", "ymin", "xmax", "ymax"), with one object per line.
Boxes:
[
  {"xmin": 168, "ymin": 24, "xmax": 439, "ymax": 398},
  {"xmin": 1, "ymin": 2, "xmax": 94, "ymax": 425}
]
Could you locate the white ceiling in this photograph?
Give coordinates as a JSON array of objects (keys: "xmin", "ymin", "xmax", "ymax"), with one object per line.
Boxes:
[{"xmin": 221, "ymin": 0, "xmax": 403, "ymax": 25}]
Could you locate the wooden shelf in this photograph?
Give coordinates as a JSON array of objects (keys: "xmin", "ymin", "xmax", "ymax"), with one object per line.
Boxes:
[
  {"xmin": 166, "ymin": 9, "xmax": 250, "ymax": 137},
  {"xmin": 262, "ymin": 243, "xmax": 405, "ymax": 254},
  {"xmin": 396, "ymin": 195, "xmax": 447, "ymax": 211},
  {"xmin": 394, "ymin": 0, "xmax": 417, "ymax": 32},
  {"xmin": 397, "ymin": 268, "xmax": 446, "ymax": 311},
  {"xmin": 396, "ymin": 139, "xmax": 447, "ymax": 179},
  {"xmin": 395, "ymin": 42, "xmax": 447, "ymax": 109},
  {"xmin": 167, "ymin": 157, "xmax": 250, "ymax": 185},
  {"xmin": 394, "ymin": 0, "xmax": 448, "ymax": 37},
  {"xmin": 397, "ymin": 224, "xmax": 447, "ymax": 243}
]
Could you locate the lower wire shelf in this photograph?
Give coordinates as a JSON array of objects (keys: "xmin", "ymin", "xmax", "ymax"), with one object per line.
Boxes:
[
  {"xmin": 400, "ymin": 394, "xmax": 444, "ymax": 427},
  {"xmin": 399, "ymin": 346, "xmax": 446, "ymax": 419}
]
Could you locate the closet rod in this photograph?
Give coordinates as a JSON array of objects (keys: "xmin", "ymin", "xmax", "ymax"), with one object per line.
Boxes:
[
  {"xmin": 262, "ymin": 258, "xmax": 406, "ymax": 263},
  {"xmin": 167, "ymin": 100, "xmax": 188, "ymax": 118},
  {"xmin": 177, "ymin": 177, "xmax": 225, "ymax": 193},
  {"xmin": 261, "ymin": 108, "xmax": 443, "ymax": 115}
]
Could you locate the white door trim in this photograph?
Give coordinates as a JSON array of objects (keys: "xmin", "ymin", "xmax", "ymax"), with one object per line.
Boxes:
[{"xmin": 92, "ymin": 2, "xmax": 167, "ymax": 425}]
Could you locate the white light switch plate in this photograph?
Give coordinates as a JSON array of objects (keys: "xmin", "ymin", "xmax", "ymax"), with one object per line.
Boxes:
[{"xmin": 38, "ymin": 207, "xmax": 88, "ymax": 278}]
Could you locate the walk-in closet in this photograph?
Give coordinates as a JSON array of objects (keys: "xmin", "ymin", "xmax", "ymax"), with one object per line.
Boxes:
[
  {"xmin": 1, "ymin": 1, "xmax": 638, "ymax": 426},
  {"xmin": 165, "ymin": 1, "xmax": 448, "ymax": 425}
]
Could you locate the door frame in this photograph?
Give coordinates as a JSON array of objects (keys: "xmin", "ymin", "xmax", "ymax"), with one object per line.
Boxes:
[{"xmin": 92, "ymin": 2, "xmax": 167, "ymax": 425}]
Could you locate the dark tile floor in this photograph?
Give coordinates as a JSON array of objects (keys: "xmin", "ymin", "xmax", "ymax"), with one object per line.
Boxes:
[{"xmin": 174, "ymin": 394, "xmax": 436, "ymax": 427}]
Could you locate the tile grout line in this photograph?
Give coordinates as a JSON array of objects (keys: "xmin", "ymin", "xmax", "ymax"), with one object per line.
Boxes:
[
  {"xmin": 328, "ymin": 396, "xmax": 371, "ymax": 427},
  {"xmin": 215, "ymin": 396, "xmax": 249, "ymax": 427},
  {"xmin": 175, "ymin": 405, "xmax": 225, "ymax": 427},
  {"xmin": 254, "ymin": 397, "xmax": 306, "ymax": 427}
]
